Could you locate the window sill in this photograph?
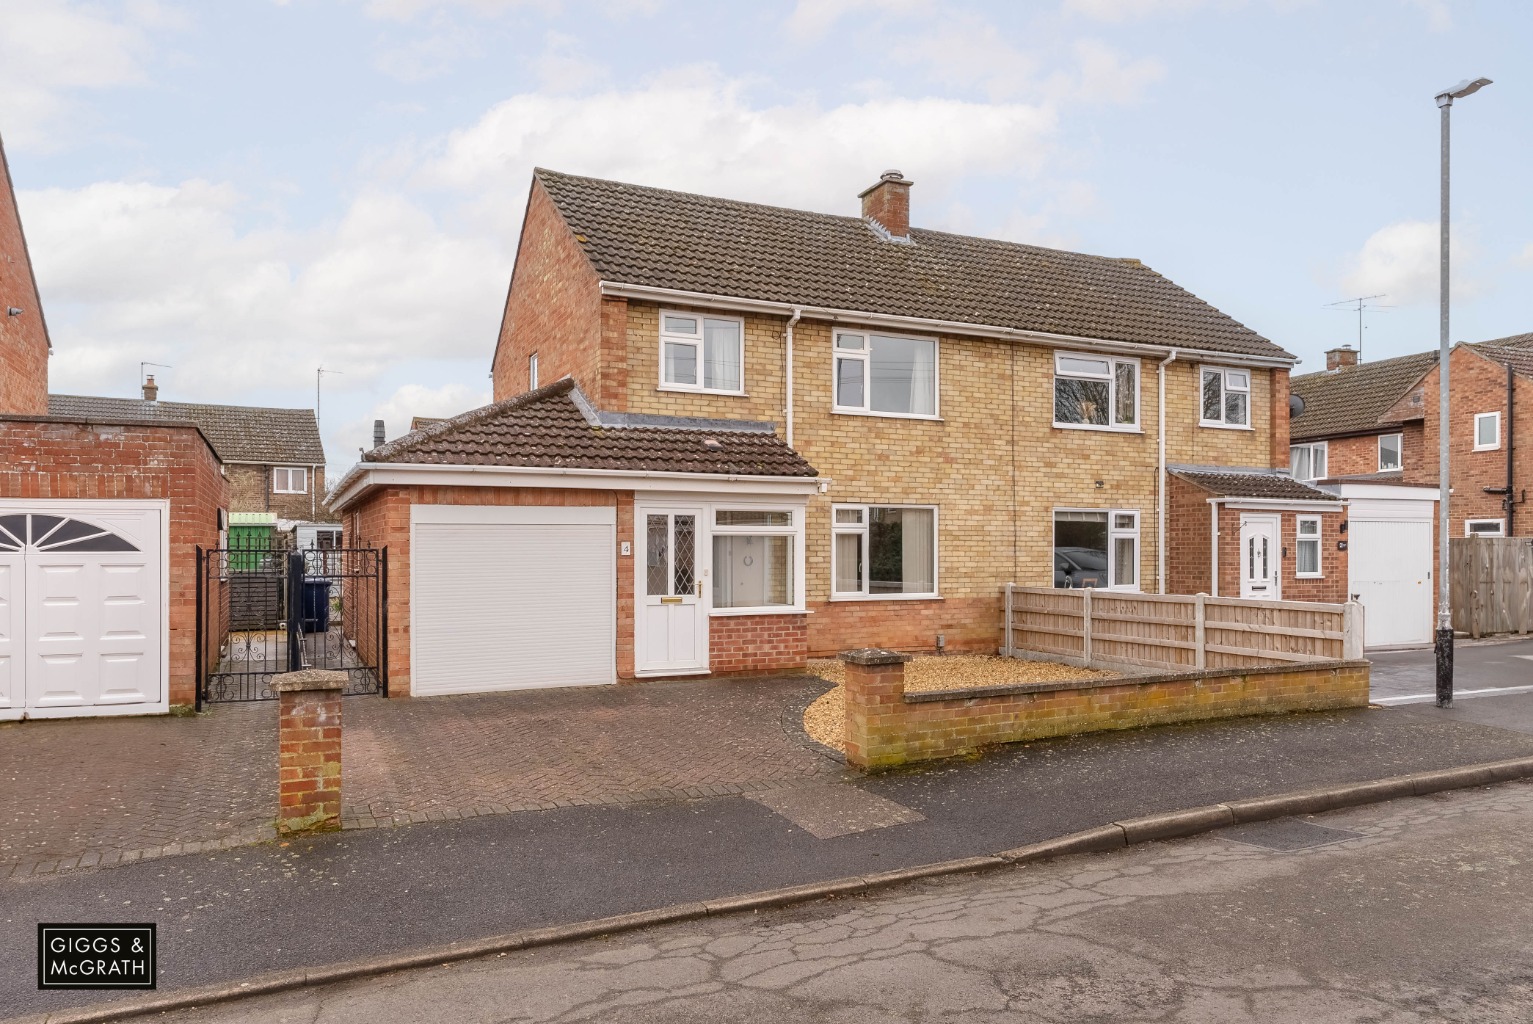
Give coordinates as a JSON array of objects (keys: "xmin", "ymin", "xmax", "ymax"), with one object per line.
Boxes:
[
  {"xmin": 1294, "ymin": 574, "xmax": 1324, "ymax": 580},
  {"xmin": 1052, "ymin": 422, "xmax": 1143, "ymax": 434},
  {"xmin": 658, "ymin": 384, "xmax": 748, "ymax": 397},
  {"xmin": 1198, "ymin": 421, "xmax": 1254, "ymax": 431},
  {"xmin": 709, "ymin": 607, "xmax": 809, "ymax": 617},
  {"xmin": 273, "ymin": 491, "xmax": 308, "ymax": 496},
  {"xmin": 829, "ymin": 593, "xmax": 943, "ymax": 602},
  {"xmin": 831, "ymin": 408, "xmax": 943, "ymax": 422},
  {"xmin": 1472, "ymin": 445, "xmax": 1501, "ymax": 452}
]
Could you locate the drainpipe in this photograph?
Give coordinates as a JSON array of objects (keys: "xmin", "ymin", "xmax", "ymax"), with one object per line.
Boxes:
[
  {"xmin": 1210, "ymin": 498, "xmax": 1221, "ymax": 597},
  {"xmin": 311, "ymin": 463, "xmax": 319, "ymax": 523},
  {"xmin": 1508, "ymin": 363, "xmax": 1516, "ymax": 535},
  {"xmin": 784, "ymin": 307, "xmax": 803, "ymax": 448},
  {"xmin": 1157, "ymin": 348, "xmax": 1179, "ymax": 593}
]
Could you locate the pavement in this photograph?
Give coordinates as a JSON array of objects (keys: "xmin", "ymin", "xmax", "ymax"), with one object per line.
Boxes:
[
  {"xmin": 7, "ymin": 695, "xmax": 1533, "ymax": 1020},
  {"xmin": 137, "ymin": 780, "xmax": 1533, "ymax": 1024}
]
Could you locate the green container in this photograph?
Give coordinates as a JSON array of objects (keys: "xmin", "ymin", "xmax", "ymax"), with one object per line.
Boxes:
[{"xmin": 228, "ymin": 524, "xmax": 274, "ymax": 572}]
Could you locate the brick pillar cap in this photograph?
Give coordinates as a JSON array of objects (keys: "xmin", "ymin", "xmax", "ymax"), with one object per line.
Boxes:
[
  {"xmin": 839, "ymin": 648, "xmax": 912, "ymax": 666},
  {"xmin": 275, "ymin": 669, "xmax": 348, "ymax": 692}
]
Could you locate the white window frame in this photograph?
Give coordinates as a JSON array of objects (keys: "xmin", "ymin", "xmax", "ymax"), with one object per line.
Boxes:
[
  {"xmin": 1200, "ymin": 365, "xmax": 1253, "ymax": 429},
  {"xmin": 830, "ymin": 503, "xmax": 940, "ymax": 600},
  {"xmin": 1377, "ymin": 433, "xmax": 1402, "ymax": 472},
  {"xmin": 831, "ymin": 330, "xmax": 941, "ymax": 420},
  {"xmin": 1474, "ymin": 411, "xmax": 1501, "ymax": 451},
  {"xmin": 1290, "ymin": 441, "xmax": 1328, "ymax": 482},
  {"xmin": 1295, "ymin": 515, "xmax": 1323, "ymax": 578},
  {"xmin": 272, "ymin": 467, "xmax": 308, "ymax": 494},
  {"xmin": 529, "ymin": 351, "xmax": 538, "ymax": 390},
  {"xmin": 708, "ymin": 506, "xmax": 803, "ymax": 616},
  {"xmin": 1053, "ymin": 508, "xmax": 1141, "ymax": 593},
  {"xmin": 658, "ymin": 309, "xmax": 746, "ymax": 396},
  {"xmin": 1052, "ymin": 351, "xmax": 1141, "ymax": 432},
  {"xmin": 1465, "ymin": 518, "xmax": 1506, "ymax": 537}
]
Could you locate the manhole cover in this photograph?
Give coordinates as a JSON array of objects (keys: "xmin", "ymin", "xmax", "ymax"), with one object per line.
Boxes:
[{"xmin": 1221, "ymin": 819, "xmax": 1364, "ymax": 852}]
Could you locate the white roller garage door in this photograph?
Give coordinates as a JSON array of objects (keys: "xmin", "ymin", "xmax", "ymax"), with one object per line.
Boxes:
[{"xmin": 411, "ymin": 505, "xmax": 616, "ymax": 695}]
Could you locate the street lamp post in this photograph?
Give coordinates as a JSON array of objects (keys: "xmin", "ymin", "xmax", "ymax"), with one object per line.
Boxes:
[{"xmin": 1434, "ymin": 76, "xmax": 1492, "ymax": 709}]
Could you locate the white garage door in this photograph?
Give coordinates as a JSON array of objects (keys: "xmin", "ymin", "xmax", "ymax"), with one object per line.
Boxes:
[
  {"xmin": 0, "ymin": 505, "xmax": 166, "ymax": 720},
  {"xmin": 411, "ymin": 505, "xmax": 615, "ymax": 695},
  {"xmin": 1350, "ymin": 518, "xmax": 1433, "ymax": 647}
]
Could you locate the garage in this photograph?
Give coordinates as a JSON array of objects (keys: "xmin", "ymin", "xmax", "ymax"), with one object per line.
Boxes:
[
  {"xmin": 0, "ymin": 502, "xmax": 167, "ymax": 719},
  {"xmin": 410, "ymin": 504, "xmax": 616, "ymax": 695},
  {"xmin": 1336, "ymin": 484, "xmax": 1439, "ymax": 648}
]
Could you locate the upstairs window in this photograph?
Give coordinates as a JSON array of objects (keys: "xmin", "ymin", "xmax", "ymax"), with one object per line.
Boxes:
[
  {"xmin": 660, "ymin": 312, "xmax": 743, "ymax": 394},
  {"xmin": 1378, "ymin": 433, "xmax": 1402, "ymax": 472},
  {"xmin": 833, "ymin": 332, "xmax": 938, "ymax": 417},
  {"xmin": 1474, "ymin": 411, "xmax": 1501, "ymax": 451},
  {"xmin": 1290, "ymin": 442, "xmax": 1327, "ymax": 482},
  {"xmin": 1201, "ymin": 367, "xmax": 1250, "ymax": 427},
  {"xmin": 272, "ymin": 467, "xmax": 308, "ymax": 494},
  {"xmin": 1053, "ymin": 352, "xmax": 1138, "ymax": 429}
]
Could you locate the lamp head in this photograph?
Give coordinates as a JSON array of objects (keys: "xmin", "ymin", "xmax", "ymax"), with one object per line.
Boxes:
[{"xmin": 1436, "ymin": 77, "xmax": 1493, "ymax": 104}]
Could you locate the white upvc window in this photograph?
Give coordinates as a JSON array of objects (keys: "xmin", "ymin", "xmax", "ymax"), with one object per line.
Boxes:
[
  {"xmin": 831, "ymin": 504, "xmax": 938, "ymax": 598},
  {"xmin": 1466, "ymin": 519, "xmax": 1506, "ymax": 537},
  {"xmin": 1053, "ymin": 351, "xmax": 1139, "ymax": 430},
  {"xmin": 711, "ymin": 508, "xmax": 800, "ymax": 613},
  {"xmin": 272, "ymin": 467, "xmax": 308, "ymax": 494},
  {"xmin": 1201, "ymin": 366, "xmax": 1252, "ymax": 428},
  {"xmin": 1378, "ymin": 433, "xmax": 1402, "ymax": 472},
  {"xmin": 1290, "ymin": 441, "xmax": 1328, "ymax": 482},
  {"xmin": 1053, "ymin": 509, "xmax": 1140, "ymax": 591},
  {"xmin": 1295, "ymin": 516, "xmax": 1323, "ymax": 577},
  {"xmin": 1474, "ymin": 411, "xmax": 1501, "ymax": 451},
  {"xmin": 660, "ymin": 311, "xmax": 744, "ymax": 394},
  {"xmin": 833, "ymin": 331, "xmax": 939, "ymax": 418},
  {"xmin": 529, "ymin": 351, "xmax": 539, "ymax": 390}
]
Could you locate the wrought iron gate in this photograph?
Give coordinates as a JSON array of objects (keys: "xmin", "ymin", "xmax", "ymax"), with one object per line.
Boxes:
[{"xmin": 196, "ymin": 544, "xmax": 387, "ymax": 706}]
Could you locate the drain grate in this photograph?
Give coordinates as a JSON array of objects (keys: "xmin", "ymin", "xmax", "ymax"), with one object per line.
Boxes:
[{"xmin": 1221, "ymin": 818, "xmax": 1364, "ymax": 852}]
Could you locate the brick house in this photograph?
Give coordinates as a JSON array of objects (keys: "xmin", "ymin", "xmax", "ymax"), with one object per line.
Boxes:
[
  {"xmin": 1, "ymin": 133, "xmax": 229, "ymax": 719},
  {"xmin": 333, "ymin": 169, "xmax": 1346, "ymax": 696}
]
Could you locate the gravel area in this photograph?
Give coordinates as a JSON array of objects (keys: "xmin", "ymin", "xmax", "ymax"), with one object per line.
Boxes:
[{"xmin": 802, "ymin": 656, "xmax": 1117, "ymax": 754}]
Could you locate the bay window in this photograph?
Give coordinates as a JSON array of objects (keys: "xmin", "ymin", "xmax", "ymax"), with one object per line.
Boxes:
[
  {"xmin": 661, "ymin": 311, "xmax": 744, "ymax": 393},
  {"xmin": 833, "ymin": 332, "xmax": 938, "ymax": 417},
  {"xmin": 832, "ymin": 504, "xmax": 937, "ymax": 597},
  {"xmin": 1053, "ymin": 352, "xmax": 1138, "ymax": 429},
  {"xmin": 1201, "ymin": 366, "xmax": 1250, "ymax": 427}
]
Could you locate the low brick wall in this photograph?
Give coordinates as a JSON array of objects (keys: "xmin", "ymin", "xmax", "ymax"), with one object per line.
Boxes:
[
  {"xmin": 841, "ymin": 649, "xmax": 1371, "ymax": 770},
  {"xmin": 708, "ymin": 613, "xmax": 808, "ymax": 675},
  {"xmin": 276, "ymin": 669, "xmax": 345, "ymax": 833}
]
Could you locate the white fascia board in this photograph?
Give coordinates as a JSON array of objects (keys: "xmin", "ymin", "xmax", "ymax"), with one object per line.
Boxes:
[
  {"xmin": 1329, "ymin": 483, "xmax": 1441, "ymax": 501},
  {"xmin": 598, "ymin": 281, "xmax": 1297, "ymax": 369},
  {"xmin": 330, "ymin": 462, "xmax": 822, "ymax": 511},
  {"xmin": 1207, "ymin": 496, "xmax": 1346, "ymax": 511}
]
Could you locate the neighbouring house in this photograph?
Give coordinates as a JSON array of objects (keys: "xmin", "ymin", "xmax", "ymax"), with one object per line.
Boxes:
[
  {"xmin": 0, "ymin": 132, "xmax": 229, "ymax": 719},
  {"xmin": 332, "ymin": 168, "xmax": 1346, "ymax": 697}
]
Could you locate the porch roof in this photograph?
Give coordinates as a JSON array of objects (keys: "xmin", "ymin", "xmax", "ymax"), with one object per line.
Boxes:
[{"xmin": 1170, "ymin": 467, "xmax": 1338, "ymax": 502}]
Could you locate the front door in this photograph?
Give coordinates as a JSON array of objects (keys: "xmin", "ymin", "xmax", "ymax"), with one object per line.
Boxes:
[
  {"xmin": 1239, "ymin": 515, "xmax": 1280, "ymax": 600},
  {"xmin": 637, "ymin": 508, "xmax": 708, "ymax": 675}
]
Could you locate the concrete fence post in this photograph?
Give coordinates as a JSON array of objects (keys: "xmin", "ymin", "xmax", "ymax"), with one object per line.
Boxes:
[
  {"xmin": 1194, "ymin": 593, "xmax": 1207, "ymax": 671},
  {"xmin": 1342, "ymin": 601, "xmax": 1365, "ymax": 661},
  {"xmin": 1081, "ymin": 588, "xmax": 1093, "ymax": 667},
  {"xmin": 1003, "ymin": 584, "xmax": 1014, "ymax": 656},
  {"xmin": 840, "ymin": 648, "xmax": 912, "ymax": 771},
  {"xmin": 276, "ymin": 669, "xmax": 346, "ymax": 833}
]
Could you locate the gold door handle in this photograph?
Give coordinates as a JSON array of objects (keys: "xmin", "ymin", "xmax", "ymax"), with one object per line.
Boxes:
[{"xmin": 696, "ymin": 580, "xmax": 703, "ymax": 597}]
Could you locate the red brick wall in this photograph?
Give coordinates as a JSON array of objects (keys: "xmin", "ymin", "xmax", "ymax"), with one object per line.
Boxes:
[
  {"xmin": 806, "ymin": 596, "xmax": 999, "ymax": 658},
  {"xmin": 1166, "ymin": 473, "xmax": 1214, "ymax": 594},
  {"xmin": 1269, "ymin": 368, "xmax": 1290, "ymax": 468},
  {"xmin": 227, "ymin": 463, "xmax": 332, "ymax": 521},
  {"xmin": 1322, "ymin": 433, "xmax": 1392, "ymax": 478},
  {"xmin": 709, "ymin": 613, "xmax": 808, "ymax": 673},
  {"xmin": 492, "ymin": 179, "xmax": 603, "ymax": 402},
  {"xmin": 0, "ymin": 417, "xmax": 228, "ymax": 705},
  {"xmin": 1213, "ymin": 504, "xmax": 1348, "ymax": 603},
  {"xmin": 0, "ymin": 139, "xmax": 49, "ymax": 417}
]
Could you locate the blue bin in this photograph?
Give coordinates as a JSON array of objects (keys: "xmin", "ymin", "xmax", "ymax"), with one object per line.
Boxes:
[{"xmin": 301, "ymin": 578, "xmax": 332, "ymax": 633}]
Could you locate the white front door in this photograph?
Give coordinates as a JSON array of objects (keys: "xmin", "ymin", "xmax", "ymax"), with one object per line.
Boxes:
[
  {"xmin": 1239, "ymin": 515, "xmax": 1280, "ymax": 600},
  {"xmin": 637, "ymin": 507, "xmax": 708, "ymax": 675}
]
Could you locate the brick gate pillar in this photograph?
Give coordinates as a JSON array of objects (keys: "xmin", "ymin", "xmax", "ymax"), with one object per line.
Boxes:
[
  {"xmin": 840, "ymin": 648, "xmax": 911, "ymax": 771},
  {"xmin": 275, "ymin": 669, "xmax": 346, "ymax": 833}
]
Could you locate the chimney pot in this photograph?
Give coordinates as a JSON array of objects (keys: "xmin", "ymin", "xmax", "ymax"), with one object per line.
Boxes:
[
  {"xmin": 142, "ymin": 375, "xmax": 159, "ymax": 401},
  {"xmin": 859, "ymin": 169, "xmax": 914, "ymax": 240},
  {"xmin": 373, "ymin": 419, "xmax": 385, "ymax": 449},
  {"xmin": 1325, "ymin": 346, "xmax": 1359, "ymax": 371}
]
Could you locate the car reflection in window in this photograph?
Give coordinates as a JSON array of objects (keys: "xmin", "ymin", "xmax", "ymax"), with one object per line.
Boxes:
[{"xmin": 1054, "ymin": 547, "xmax": 1107, "ymax": 589}]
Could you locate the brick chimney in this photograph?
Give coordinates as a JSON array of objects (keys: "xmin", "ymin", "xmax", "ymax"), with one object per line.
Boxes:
[
  {"xmin": 142, "ymin": 374, "xmax": 159, "ymax": 401},
  {"xmin": 1325, "ymin": 346, "xmax": 1359, "ymax": 371},
  {"xmin": 859, "ymin": 169, "xmax": 913, "ymax": 240}
]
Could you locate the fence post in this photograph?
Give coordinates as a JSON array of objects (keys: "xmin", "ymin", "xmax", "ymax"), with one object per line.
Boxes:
[
  {"xmin": 1081, "ymin": 587, "xmax": 1093, "ymax": 666},
  {"xmin": 1003, "ymin": 584, "xmax": 1013, "ymax": 656},
  {"xmin": 1342, "ymin": 601, "xmax": 1365, "ymax": 660},
  {"xmin": 1194, "ymin": 592, "xmax": 1207, "ymax": 671},
  {"xmin": 380, "ymin": 547, "xmax": 390, "ymax": 698},
  {"xmin": 195, "ymin": 546, "xmax": 205, "ymax": 712},
  {"xmin": 287, "ymin": 551, "xmax": 306, "ymax": 672}
]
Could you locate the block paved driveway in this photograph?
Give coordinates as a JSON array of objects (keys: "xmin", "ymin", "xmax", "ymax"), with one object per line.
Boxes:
[{"xmin": 0, "ymin": 676, "xmax": 842, "ymax": 881}]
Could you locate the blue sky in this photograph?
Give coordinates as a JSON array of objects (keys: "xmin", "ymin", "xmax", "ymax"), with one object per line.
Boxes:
[{"xmin": 2, "ymin": 0, "xmax": 1528, "ymax": 477}]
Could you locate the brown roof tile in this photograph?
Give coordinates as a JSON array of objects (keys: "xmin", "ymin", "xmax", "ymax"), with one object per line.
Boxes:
[
  {"xmin": 1289, "ymin": 350, "xmax": 1438, "ymax": 441},
  {"xmin": 365, "ymin": 377, "xmax": 817, "ymax": 478},
  {"xmin": 1171, "ymin": 469, "xmax": 1338, "ymax": 501},
  {"xmin": 47, "ymin": 394, "xmax": 325, "ymax": 464},
  {"xmin": 536, "ymin": 169, "xmax": 1292, "ymax": 361}
]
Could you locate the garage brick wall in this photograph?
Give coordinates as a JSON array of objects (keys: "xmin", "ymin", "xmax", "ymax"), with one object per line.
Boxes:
[
  {"xmin": 1165, "ymin": 473, "xmax": 1214, "ymax": 595},
  {"xmin": 1211, "ymin": 504, "xmax": 1349, "ymax": 604},
  {"xmin": 0, "ymin": 140, "xmax": 50, "ymax": 418},
  {"xmin": 0, "ymin": 417, "xmax": 228, "ymax": 705}
]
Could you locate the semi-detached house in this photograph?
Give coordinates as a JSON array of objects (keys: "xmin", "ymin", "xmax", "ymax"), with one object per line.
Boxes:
[{"xmin": 332, "ymin": 169, "xmax": 1348, "ymax": 697}]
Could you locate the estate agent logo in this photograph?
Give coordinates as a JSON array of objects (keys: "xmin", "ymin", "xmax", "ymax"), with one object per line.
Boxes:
[{"xmin": 37, "ymin": 924, "xmax": 157, "ymax": 990}]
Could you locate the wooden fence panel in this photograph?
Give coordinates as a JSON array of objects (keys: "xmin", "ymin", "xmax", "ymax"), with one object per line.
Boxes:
[{"xmin": 1449, "ymin": 536, "xmax": 1533, "ymax": 636}]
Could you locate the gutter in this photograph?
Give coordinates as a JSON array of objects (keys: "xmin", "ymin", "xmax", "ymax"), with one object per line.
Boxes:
[
  {"xmin": 1157, "ymin": 348, "xmax": 1178, "ymax": 593},
  {"xmin": 597, "ymin": 282, "xmax": 1297, "ymax": 369},
  {"xmin": 785, "ymin": 306, "xmax": 802, "ymax": 448}
]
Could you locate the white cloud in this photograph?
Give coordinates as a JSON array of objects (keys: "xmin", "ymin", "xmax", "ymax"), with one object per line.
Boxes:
[
  {"xmin": 784, "ymin": 0, "xmax": 931, "ymax": 41},
  {"xmin": 1520, "ymin": 242, "xmax": 1533, "ymax": 267},
  {"xmin": 1057, "ymin": 38, "xmax": 1164, "ymax": 104},
  {"xmin": 1062, "ymin": 0, "xmax": 1226, "ymax": 21},
  {"xmin": 1340, "ymin": 219, "xmax": 1478, "ymax": 305}
]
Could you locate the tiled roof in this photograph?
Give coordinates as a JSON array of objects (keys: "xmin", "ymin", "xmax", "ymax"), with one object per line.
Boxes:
[
  {"xmin": 535, "ymin": 169, "xmax": 1292, "ymax": 361},
  {"xmin": 410, "ymin": 416, "xmax": 446, "ymax": 431},
  {"xmin": 47, "ymin": 394, "xmax": 325, "ymax": 465},
  {"xmin": 364, "ymin": 377, "xmax": 817, "ymax": 477},
  {"xmin": 1170, "ymin": 469, "xmax": 1338, "ymax": 501},
  {"xmin": 1288, "ymin": 350, "xmax": 1438, "ymax": 441},
  {"xmin": 1474, "ymin": 342, "xmax": 1533, "ymax": 380}
]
